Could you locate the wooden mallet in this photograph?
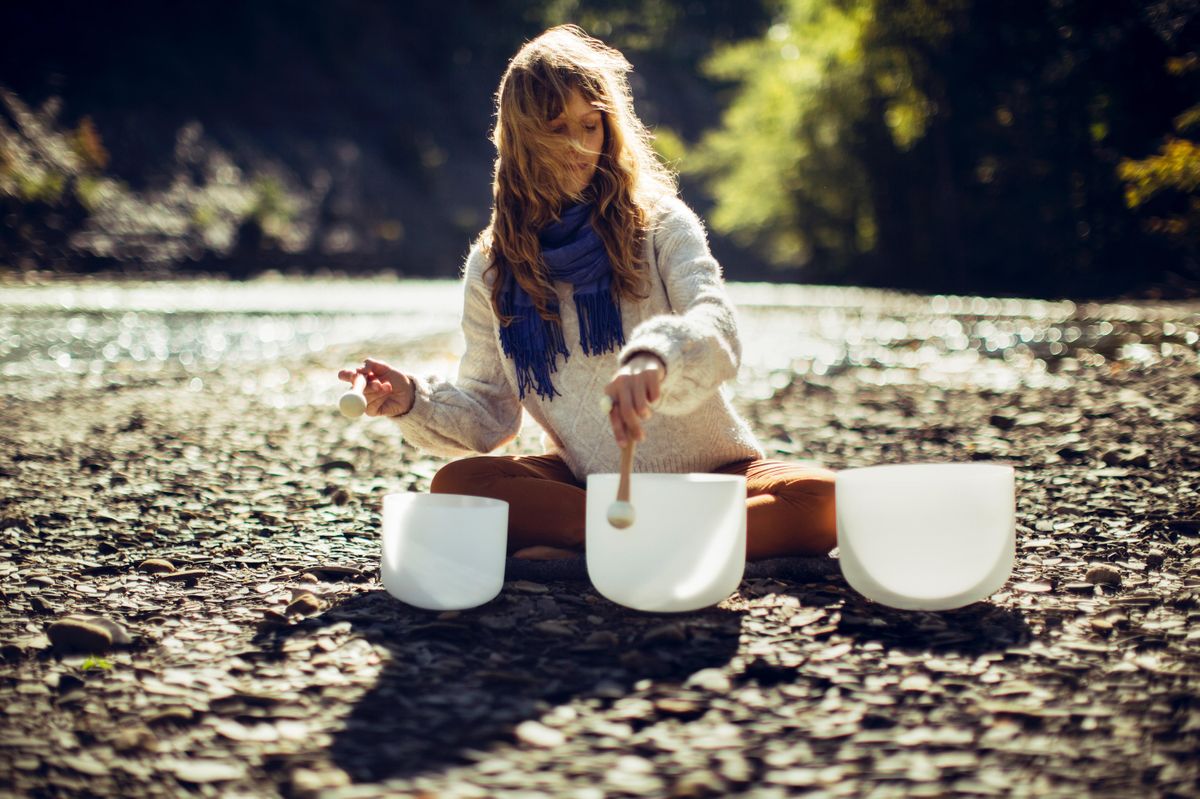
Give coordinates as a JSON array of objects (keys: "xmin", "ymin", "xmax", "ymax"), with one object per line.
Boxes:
[
  {"xmin": 607, "ymin": 440, "xmax": 637, "ymax": 528},
  {"xmin": 600, "ymin": 393, "xmax": 638, "ymax": 528},
  {"xmin": 339, "ymin": 372, "xmax": 368, "ymax": 418}
]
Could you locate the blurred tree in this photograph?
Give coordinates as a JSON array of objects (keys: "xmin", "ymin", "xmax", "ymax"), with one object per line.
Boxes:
[
  {"xmin": 0, "ymin": 0, "xmax": 775, "ymax": 277},
  {"xmin": 688, "ymin": 0, "xmax": 1200, "ymax": 297},
  {"xmin": 1118, "ymin": 51, "xmax": 1200, "ymax": 278}
]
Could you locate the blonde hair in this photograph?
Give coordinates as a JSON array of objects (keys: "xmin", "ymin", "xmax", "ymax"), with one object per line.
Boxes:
[{"xmin": 483, "ymin": 24, "xmax": 677, "ymax": 322}]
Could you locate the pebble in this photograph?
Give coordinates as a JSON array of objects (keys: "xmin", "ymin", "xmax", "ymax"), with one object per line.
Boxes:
[
  {"xmin": 655, "ymin": 698, "xmax": 702, "ymax": 717},
  {"xmin": 46, "ymin": 618, "xmax": 113, "ymax": 653},
  {"xmin": 60, "ymin": 754, "xmax": 110, "ymax": 777},
  {"xmin": 685, "ymin": 668, "xmax": 732, "ymax": 694},
  {"xmin": 286, "ymin": 593, "xmax": 322, "ymax": 617},
  {"xmin": 480, "ymin": 614, "xmax": 516, "ymax": 631},
  {"xmin": 167, "ymin": 759, "xmax": 247, "ymax": 783},
  {"xmin": 579, "ymin": 630, "xmax": 619, "ymax": 649},
  {"xmin": 514, "ymin": 720, "xmax": 566, "ymax": 748},
  {"xmin": 509, "ymin": 580, "xmax": 550, "ymax": 594},
  {"xmin": 158, "ymin": 569, "xmax": 207, "ymax": 582},
  {"xmin": 642, "ymin": 622, "xmax": 688, "ymax": 645},
  {"xmin": 900, "ymin": 674, "xmax": 933, "ymax": 692},
  {"xmin": 671, "ymin": 770, "xmax": 726, "ymax": 798},
  {"xmin": 1085, "ymin": 565, "xmax": 1122, "ymax": 586},
  {"xmin": 137, "ymin": 558, "xmax": 177, "ymax": 574},
  {"xmin": 290, "ymin": 766, "xmax": 351, "ymax": 797},
  {"xmin": 533, "ymin": 620, "xmax": 575, "ymax": 637}
]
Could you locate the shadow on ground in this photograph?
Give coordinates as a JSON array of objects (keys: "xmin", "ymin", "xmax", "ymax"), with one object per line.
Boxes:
[
  {"xmin": 771, "ymin": 580, "xmax": 1033, "ymax": 655},
  {"xmin": 252, "ymin": 587, "xmax": 744, "ymax": 783}
]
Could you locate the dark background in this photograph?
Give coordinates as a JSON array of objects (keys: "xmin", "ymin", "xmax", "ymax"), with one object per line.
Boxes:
[{"xmin": 1, "ymin": 0, "xmax": 1196, "ymax": 299}]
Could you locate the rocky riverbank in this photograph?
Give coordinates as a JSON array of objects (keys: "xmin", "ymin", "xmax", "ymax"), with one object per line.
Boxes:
[{"xmin": 1, "ymin": 294, "xmax": 1199, "ymax": 798}]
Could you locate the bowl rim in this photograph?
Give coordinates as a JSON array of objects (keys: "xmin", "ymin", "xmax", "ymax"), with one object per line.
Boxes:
[{"xmin": 382, "ymin": 492, "xmax": 509, "ymax": 510}]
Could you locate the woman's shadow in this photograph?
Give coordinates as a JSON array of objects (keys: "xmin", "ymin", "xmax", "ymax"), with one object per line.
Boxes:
[
  {"xmin": 251, "ymin": 580, "xmax": 744, "ymax": 783},
  {"xmin": 251, "ymin": 561, "xmax": 1031, "ymax": 784}
]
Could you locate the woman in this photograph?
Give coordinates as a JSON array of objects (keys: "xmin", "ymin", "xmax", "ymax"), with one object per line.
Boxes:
[{"xmin": 339, "ymin": 25, "xmax": 836, "ymax": 560}]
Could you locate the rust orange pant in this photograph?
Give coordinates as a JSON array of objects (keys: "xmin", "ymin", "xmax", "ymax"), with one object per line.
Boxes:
[{"xmin": 430, "ymin": 454, "xmax": 837, "ymax": 560}]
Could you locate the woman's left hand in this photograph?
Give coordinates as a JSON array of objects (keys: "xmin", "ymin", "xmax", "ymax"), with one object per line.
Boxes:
[{"xmin": 604, "ymin": 352, "xmax": 665, "ymax": 447}]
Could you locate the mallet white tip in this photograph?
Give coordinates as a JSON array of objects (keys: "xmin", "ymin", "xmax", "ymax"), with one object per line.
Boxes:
[
  {"xmin": 606, "ymin": 500, "xmax": 635, "ymax": 529},
  {"xmin": 607, "ymin": 441, "xmax": 637, "ymax": 529},
  {"xmin": 339, "ymin": 372, "xmax": 368, "ymax": 418},
  {"xmin": 339, "ymin": 391, "xmax": 367, "ymax": 418}
]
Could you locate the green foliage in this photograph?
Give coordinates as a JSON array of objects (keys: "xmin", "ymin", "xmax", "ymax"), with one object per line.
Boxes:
[
  {"xmin": 249, "ymin": 175, "xmax": 297, "ymax": 238},
  {"xmin": 1119, "ymin": 136, "xmax": 1200, "ymax": 247},
  {"xmin": 539, "ymin": 0, "xmax": 681, "ymax": 50},
  {"xmin": 74, "ymin": 175, "xmax": 125, "ymax": 213},
  {"xmin": 686, "ymin": 0, "xmax": 1199, "ymax": 294},
  {"xmin": 650, "ymin": 125, "xmax": 687, "ymax": 169},
  {"xmin": 1, "ymin": 85, "xmax": 319, "ymax": 269},
  {"xmin": 687, "ymin": 0, "xmax": 961, "ymax": 269},
  {"xmin": 0, "ymin": 89, "xmax": 82, "ymax": 203},
  {"xmin": 14, "ymin": 170, "xmax": 65, "ymax": 203},
  {"xmin": 1118, "ymin": 52, "xmax": 1200, "ymax": 253},
  {"xmin": 1121, "ymin": 137, "xmax": 1200, "ymax": 206},
  {"xmin": 80, "ymin": 656, "xmax": 113, "ymax": 671},
  {"xmin": 534, "ymin": 0, "xmax": 777, "ymax": 81}
]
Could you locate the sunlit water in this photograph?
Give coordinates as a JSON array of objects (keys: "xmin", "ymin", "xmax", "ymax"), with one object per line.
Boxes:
[{"xmin": 1, "ymin": 277, "xmax": 1197, "ymax": 405}]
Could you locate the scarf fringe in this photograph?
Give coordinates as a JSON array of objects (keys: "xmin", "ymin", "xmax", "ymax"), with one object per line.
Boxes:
[
  {"xmin": 499, "ymin": 299, "xmax": 571, "ymax": 401},
  {"xmin": 574, "ymin": 290, "xmax": 624, "ymax": 356}
]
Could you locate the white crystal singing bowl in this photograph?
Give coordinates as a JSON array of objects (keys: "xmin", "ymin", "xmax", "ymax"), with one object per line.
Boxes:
[
  {"xmin": 586, "ymin": 473, "xmax": 746, "ymax": 613},
  {"xmin": 381, "ymin": 493, "xmax": 508, "ymax": 611},
  {"xmin": 836, "ymin": 463, "xmax": 1015, "ymax": 611}
]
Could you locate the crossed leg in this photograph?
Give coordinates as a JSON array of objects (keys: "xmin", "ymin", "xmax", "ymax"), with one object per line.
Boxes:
[{"xmin": 430, "ymin": 454, "xmax": 837, "ymax": 560}]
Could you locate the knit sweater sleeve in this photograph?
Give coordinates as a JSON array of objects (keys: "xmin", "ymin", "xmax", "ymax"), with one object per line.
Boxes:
[
  {"xmin": 618, "ymin": 198, "xmax": 742, "ymax": 417},
  {"xmin": 392, "ymin": 245, "xmax": 523, "ymax": 455}
]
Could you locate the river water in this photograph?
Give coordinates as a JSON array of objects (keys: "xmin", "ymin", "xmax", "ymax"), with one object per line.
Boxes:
[{"xmin": 1, "ymin": 277, "xmax": 1197, "ymax": 405}]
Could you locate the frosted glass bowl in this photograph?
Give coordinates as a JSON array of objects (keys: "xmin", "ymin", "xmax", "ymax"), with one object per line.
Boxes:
[
  {"xmin": 381, "ymin": 493, "xmax": 508, "ymax": 610},
  {"xmin": 836, "ymin": 463, "xmax": 1015, "ymax": 610},
  {"xmin": 586, "ymin": 473, "xmax": 746, "ymax": 612}
]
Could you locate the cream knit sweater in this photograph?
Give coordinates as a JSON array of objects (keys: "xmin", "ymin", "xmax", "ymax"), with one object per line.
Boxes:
[{"xmin": 394, "ymin": 194, "xmax": 764, "ymax": 479}]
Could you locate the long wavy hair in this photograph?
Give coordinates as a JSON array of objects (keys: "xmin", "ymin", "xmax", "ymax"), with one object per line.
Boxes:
[{"xmin": 482, "ymin": 25, "xmax": 677, "ymax": 323}]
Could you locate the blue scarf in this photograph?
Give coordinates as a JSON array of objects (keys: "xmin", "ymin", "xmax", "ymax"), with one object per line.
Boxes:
[{"xmin": 498, "ymin": 202, "xmax": 625, "ymax": 400}]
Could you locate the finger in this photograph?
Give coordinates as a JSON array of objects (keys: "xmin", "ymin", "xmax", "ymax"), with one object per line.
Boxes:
[
  {"xmin": 365, "ymin": 389, "xmax": 396, "ymax": 415},
  {"xmin": 617, "ymin": 382, "xmax": 643, "ymax": 443},
  {"xmin": 365, "ymin": 378, "xmax": 387, "ymax": 399},
  {"xmin": 645, "ymin": 372, "xmax": 662, "ymax": 405},
  {"xmin": 363, "ymin": 357, "xmax": 393, "ymax": 377},
  {"xmin": 631, "ymin": 376, "xmax": 653, "ymax": 420},
  {"xmin": 337, "ymin": 368, "xmax": 361, "ymax": 384},
  {"xmin": 606, "ymin": 391, "xmax": 627, "ymax": 447},
  {"xmin": 609, "ymin": 406, "xmax": 626, "ymax": 448}
]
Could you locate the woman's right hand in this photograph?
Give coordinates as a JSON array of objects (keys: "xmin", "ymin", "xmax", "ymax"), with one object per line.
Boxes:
[{"xmin": 338, "ymin": 357, "xmax": 415, "ymax": 417}]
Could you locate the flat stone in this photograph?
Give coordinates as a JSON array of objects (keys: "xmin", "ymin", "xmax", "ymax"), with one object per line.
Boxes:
[
  {"xmin": 286, "ymin": 593, "xmax": 322, "ymax": 616},
  {"xmin": 532, "ymin": 620, "xmax": 575, "ymax": 637},
  {"xmin": 1085, "ymin": 564, "xmax": 1122, "ymax": 586},
  {"xmin": 157, "ymin": 569, "xmax": 207, "ymax": 582},
  {"xmin": 167, "ymin": 759, "xmax": 247, "ymax": 783},
  {"xmin": 514, "ymin": 720, "xmax": 566, "ymax": 748},
  {"xmin": 46, "ymin": 618, "xmax": 112, "ymax": 653},
  {"xmin": 290, "ymin": 766, "xmax": 350, "ymax": 797},
  {"xmin": 685, "ymin": 668, "xmax": 732, "ymax": 694}
]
